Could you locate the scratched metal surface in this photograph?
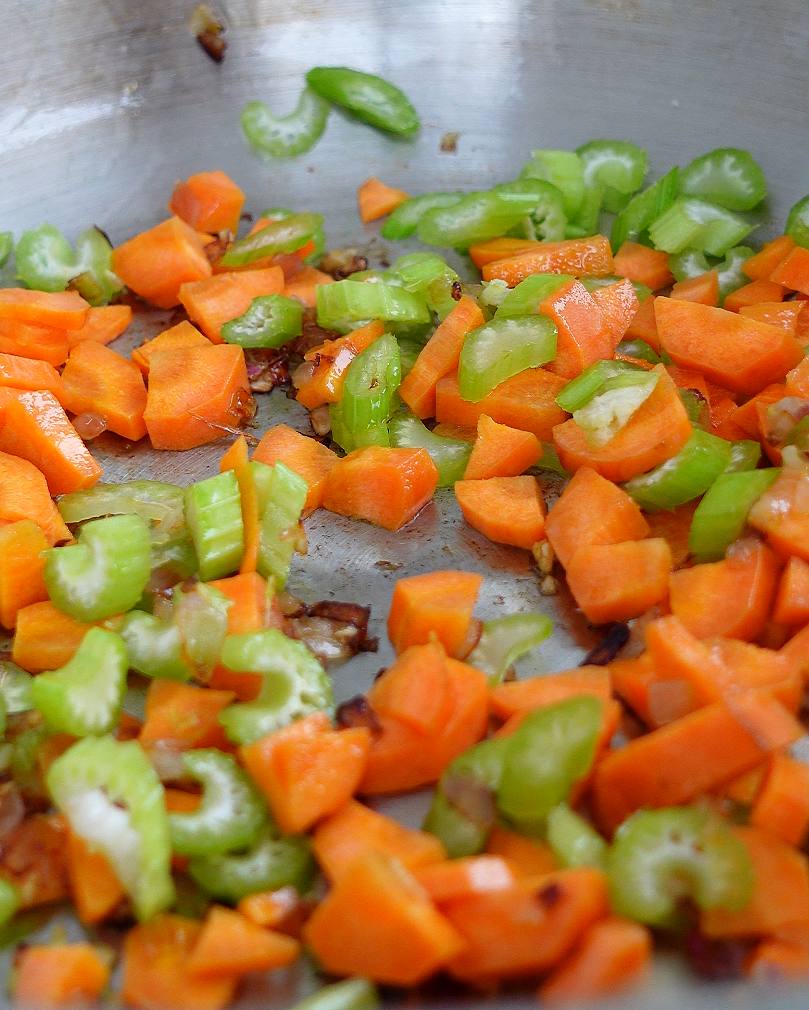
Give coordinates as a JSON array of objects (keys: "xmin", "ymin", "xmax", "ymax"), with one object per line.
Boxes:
[{"xmin": 2, "ymin": 0, "xmax": 809, "ymax": 1006}]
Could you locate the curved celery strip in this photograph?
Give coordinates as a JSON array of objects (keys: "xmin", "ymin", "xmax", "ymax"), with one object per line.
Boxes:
[
  {"xmin": 575, "ymin": 140, "xmax": 648, "ymax": 232},
  {"xmin": 47, "ymin": 735, "xmax": 174, "ymax": 920},
  {"xmin": 44, "ymin": 514, "xmax": 151, "ymax": 622},
  {"xmin": 381, "ymin": 193, "xmax": 464, "ymax": 240},
  {"xmin": 458, "ymin": 316, "xmax": 557, "ymax": 402},
  {"xmin": 218, "ymin": 630, "xmax": 333, "ymax": 745},
  {"xmin": 306, "ymin": 67, "xmax": 419, "ymax": 137},
  {"xmin": 556, "ymin": 359, "xmax": 646, "ymax": 413},
  {"xmin": 118, "ymin": 611, "xmax": 191, "ymax": 681},
  {"xmin": 680, "ymin": 148, "xmax": 767, "ymax": 211},
  {"xmin": 547, "ymin": 803, "xmax": 608, "ymax": 869},
  {"xmin": 220, "ymin": 213, "xmax": 323, "ymax": 268},
  {"xmin": 189, "ymin": 823, "xmax": 314, "ymax": 901},
  {"xmin": 221, "ymin": 294, "xmax": 303, "ymax": 349},
  {"xmin": 623, "ymin": 430, "xmax": 733, "ymax": 512},
  {"xmin": 787, "ymin": 194, "xmax": 809, "ymax": 248},
  {"xmin": 31, "ymin": 628, "xmax": 127, "ymax": 737},
  {"xmin": 15, "ymin": 224, "xmax": 122, "ymax": 303},
  {"xmin": 0, "ymin": 232, "xmax": 12, "ymax": 268},
  {"xmin": 241, "ymin": 88, "xmax": 330, "ymax": 158},
  {"xmin": 418, "ymin": 190, "xmax": 539, "ymax": 250},
  {"xmin": 607, "ymin": 806, "xmax": 753, "ymax": 927},
  {"xmin": 335, "ymin": 334, "xmax": 402, "ymax": 452},
  {"xmin": 316, "ymin": 279, "xmax": 430, "ymax": 333},
  {"xmin": 688, "ymin": 468, "xmax": 780, "ymax": 562},
  {"xmin": 467, "ymin": 613, "xmax": 553, "ymax": 685},
  {"xmin": 169, "ymin": 750, "xmax": 267, "ymax": 857}
]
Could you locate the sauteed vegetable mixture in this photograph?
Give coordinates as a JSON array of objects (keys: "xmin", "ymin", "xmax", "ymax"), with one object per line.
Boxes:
[{"xmin": 1, "ymin": 66, "xmax": 809, "ymax": 1009}]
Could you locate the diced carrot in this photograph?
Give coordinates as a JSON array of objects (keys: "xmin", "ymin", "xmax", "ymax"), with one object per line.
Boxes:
[
  {"xmin": 773, "ymin": 557, "xmax": 809, "ymax": 626},
  {"xmin": 786, "ymin": 355, "xmax": 809, "ymax": 397},
  {"xmin": 144, "ymin": 343, "xmax": 249, "ymax": 451},
  {"xmin": 444, "ymin": 868, "xmax": 609, "ymax": 982},
  {"xmin": 545, "ymin": 466, "xmax": 649, "ymax": 568},
  {"xmin": 655, "ymin": 297, "xmax": 803, "ymax": 395},
  {"xmin": 0, "ymin": 452, "xmax": 70, "ymax": 545},
  {"xmin": 0, "ymin": 288, "xmax": 88, "ymax": 329},
  {"xmin": 122, "ymin": 915, "xmax": 236, "ymax": 1010},
  {"xmin": 644, "ymin": 615, "xmax": 735, "ymax": 716},
  {"xmin": 414, "ymin": 855, "xmax": 518, "ymax": 903},
  {"xmin": 608, "ymin": 653, "xmax": 658, "ymax": 726},
  {"xmin": 740, "ymin": 300, "xmax": 805, "ymax": 337},
  {"xmin": 749, "ymin": 469, "xmax": 809, "ymax": 562},
  {"xmin": 433, "ymin": 421, "xmax": 476, "ymax": 441},
  {"xmin": 553, "ymin": 366, "xmax": 692, "ymax": 482},
  {"xmin": 0, "ymin": 521, "xmax": 48, "ymax": 629},
  {"xmin": 541, "ymin": 279, "xmax": 613, "ymax": 379},
  {"xmin": 60, "ymin": 341, "xmax": 147, "ymax": 441},
  {"xmin": 590, "ymin": 279, "xmax": 640, "ymax": 348},
  {"xmin": 565, "ymin": 538, "xmax": 672, "ymax": 624},
  {"xmin": 538, "ymin": 917, "xmax": 652, "ymax": 1003},
  {"xmin": 179, "ymin": 267, "xmax": 284, "ymax": 343},
  {"xmin": 0, "ymin": 390, "xmax": 102, "ymax": 495},
  {"xmin": 241, "ymin": 715, "xmax": 370, "ymax": 834},
  {"xmin": 169, "ymin": 170, "xmax": 245, "ymax": 234},
  {"xmin": 237, "ymin": 887, "xmax": 303, "ymax": 931},
  {"xmin": 357, "ymin": 177, "xmax": 410, "ymax": 223},
  {"xmin": 624, "ymin": 295, "xmax": 660, "ymax": 348},
  {"xmin": 112, "ymin": 217, "xmax": 212, "ymax": 309},
  {"xmin": 750, "ymin": 755, "xmax": 809, "ymax": 846},
  {"xmin": 708, "ymin": 393, "xmax": 748, "ymax": 442},
  {"xmin": 770, "ymin": 245, "xmax": 809, "ymax": 295},
  {"xmin": 724, "ymin": 280, "xmax": 786, "ymax": 312},
  {"xmin": 0, "ymin": 352, "xmax": 64, "ymax": 400},
  {"xmin": 468, "ymin": 237, "xmax": 548, "ymax": 269},
  {"xmin": 131, "ymin": 320, "xmax": 209, "ymax": 374},
  {"xmin": 485, "ymin": 826, "xmax": 559, "ymax": 877},
  {"xmin": 296, "ymin": 320, "xmax": 385, "ymax": 410},
  {"xmin": 729, "ymin": 382, "xmax": 784, "ymax": 439},
  {"xmin": 283, "ymin": 265, "xmax": 334, "ymax": 308},
  {"xmin": 14, "ymin": 943, "xmax": 110, "ymax": 1008},
  {"xmin": 670, "ymin": 271, "xmax": 719, "ymax": 305},
  {"xmin": 781, "ymin": 622, "xmax": 809, "ymax": 683},
  {"xmin": 455, "ymin": 475, "xmax": 546, "ymax": 550},
  {"xmin": 1, "ymin": 814, "xmax": 68, "ymax": 910},
  {"xmin": 592, "ymin": 696, "xmax": 802, "ymax": 833},
  {"xmin": 252, "ymin": 424, "xmax": 339, "ymax": 514},
  {"xmin": 313, "ymin": 799, "xmax": 446, "ymax": 883},
  {"xmin": 480, "ymin": 236, "xmax": 615, "ymax": 284},
  {"xmin": 436, "ymin": 368, "xmax": 568, "ymax": 441},
  {"xmin": 361, "ymin": 658, "xmax": 488, "ymax": 795},
  {"xmin": 721, "ymin": 765, "xmax": 768, "ymax": 806},
  {"xmin": 322, "ymin": 446, "xmax": 438, "ymax": 531},
  {"xmin": 304, "ymin": 852, "xmax": 463, "ymax": 985},
  {"xmin": 186, "ymin": 906, "xmax": 299, "ymax": 980},
  {"xmin": 613, "ymin": 241, "xmax": 674, "ymax": 291},
  {"xmin": 399, "ymin": 297, "xmax": 485, "ymax": 418},
  {"xmin": 371, "ymin": 643, "xmax": 451, "ymax": 735},
  {"xmin": 0, "ymin": 319, "xmax": 70, "ymax": 366},
  {"xmin": 490, "ymin": 667, "xmax": 612, "ymax": 720},
  {"xmin": 12, "ymin": 602, "xmax": 92, "ymax": 672},
  {"xmin": 66, "ymin": 829, "xmax": 125, "ymax": 926},
  {"xmin": 645, "ymin": 501, "xmax": 699, "ymax": 570},
  {"xmin": 702, "ymin": 827, "xmax": 809, "ymax": 937},
  {"xmin": 463, "ymin": 414, "xmax": 541, "ymax": 480},
  {"xmin": 743, "ymin": 235, "xmax": 795, "ymax": 281},
  {"xmin": 387, "ymin": 572, "xmax": 482, "ymax": 657},
  {"xmin": 666, "ymin": 364, "xmax": 711, "ymax": 403},
  {"xmin": 66, "ymin": 304, "xmax": 133, "ymax": 348},
  {"xmin": 669, "ymin": 539, "xmax": 779, "ymax": 641},
  {"xmin": 748, "ymin": 938, "xmax": 809, "ymax": 981},
  {"xmin": 139, "ymin": 680, "xmax": 234, "ymax": 751}
]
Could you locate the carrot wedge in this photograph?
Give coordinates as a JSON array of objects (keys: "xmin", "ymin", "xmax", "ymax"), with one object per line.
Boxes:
[
  {"xmin": 169, "ymin": 170, "xmax": 246, "ymax": 234},
  {"xmin": 743, "ymin": 235, "xmax": 795, "ymax": 281},
  {"xmin": 179, "ymin": 267, "xmax": 285, "ymax": 343},
  {"xmin": 0, "ymin": 288, "xmax": 89, "ymax": 329},
  {"xmin": 590, "ymin": 279, "xmax": 639, "ymax": 348},
  {"xmin": 490, "ymin": 667, "xmax": 612, "ymax": 719},
  {"xmin": 131, "ymin": 321, "xmax": 210, "ymax": 374},
  {"xmin": 252, "ymin": 424, "xmax": 339, "ymax": 514},
  {"xmin": 112, "ymin": 217, "xmax": 212, "ymax": 309},
  {"xmin": 750, "ymin": 755, "xmax": 809, "ymax": 847},
  {"xmin": 670, "ymin": 271, "xmax": 719, "ymax": 306},
  {"xmin": 463, "ymin": 414, "xmax": 541, "ymax": 480},
  {"xmin": 14, "ymin": 943, "xmax": 110, "ymax": 1008},
  {"xmin": 0, "ymin": 352, "xmax": 64, "ymax": 400},
  {"xmin": 455, "ymin": 475, "xmax": 546, "ymax": 550},
  {"xmin": 565, "ymin": 539, "xmax": 672, "ymax": 624},
  {"xmin": 542, "ymin": 279, "xmax": 614, "ymax": 379},
  {"xmin": 388, "ymin": 571, "xmax": 482, "ymax": 656},
  {"xmin": 0, "ymin": 390, "xmax": 102, "ymax": 494},
  {"xmin": 357, "ymin": 177, "xmax": 410, "ymax": 222},
  {"xmin": 67, "ymin": 304, "xmax": 133, "ymax": 348},
  {"xmin": 0, "ymin": 452, "xmax": 70, "ymax": 545},
  {"xmin": 186, "ymin": 906, "xmax": 299, "ymax": 979},
  {"xmin": 399, "ymin": 297, "xmax": 485, "ymax": 418},
  {"xmin": 613, "ymin": 241, "xmax": 674, "ymax": 290},
  {"xmin": 480, "ymin": 236, "xmax": 615, "ymax": 283},
  {"xmin": 296, "ymin": 320, "xmax": 385, "ymax": 410},
  {"xmin": 773, "ymin": 557, "xmax": 809, "ymax": 626},
  {"xmin": 0, "ymin": 521, "xmax": 48, "ymax": 630},
  {"xmin": 12, "ymin": 602, "xmax": 93, "ymax": 673},
  {"xmin": 61, "ymin": 341, "xmax": 148, "ymax": 441}
]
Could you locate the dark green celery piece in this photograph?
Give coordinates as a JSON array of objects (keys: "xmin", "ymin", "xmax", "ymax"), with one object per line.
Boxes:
[
  {"xmin": 221, "ymin": 294, "xmax": 303, "ymax": 348},
  {"xmin": 241, "ymin": 88, "xmax": 330, "ymax": 158},
  {"xmin": 316, "ymin": 279, "xmax": 430, "ymax": 333},
  {"xmin": 725, "ymin": 439, "xmax": 762, "ymax": 473},
  {"xmin": 786, "ymin": 195, "xmax": 809, "ymax": 248},
  {"xmin": 688, "ymin": 468, "xmax": 781, "ymax": 562},
  {"xmin": 607, "ymin": 806, "xmax": 753, "ymax": 927},
  {"xmin": 334, "ymin": 333, "xmax": 401, "ymax": 451},
  {"xmin": 466, "ymin": 613, "xmax": 553, "ymax": 685},
  {"xmin": 220, "ymin": 213, "xmax": 323, "ymax": 268},
  {"xmin": 680, "ymin": 148, "xmax": 767, "ymax": 211},
  {"xmin": 458, "ymin": 316, "xmax": 557, "ymax": 402},
  {"xmin": 389, "ymin": 415, "xmax": 470, "ymax": 487},
  {"xmin": 611, "ymin": 166, "xmax": 681, "ymax": 252},
  {"xmin": 381, "ymin": 193, "xmax": 464, "ymax": 240},
  {"xmin": 189, "ymin": 824, "xmax": 315, "ymax": 901},
  {"xmin": 494, "ymin": 274, "xmax": 571, "ymax": 320},
  {"xmin": 306, "ymin": 67, "xmax": 419, "ymax": 136},
  {"xmin": 418, "ymin": 190, "xmax": 540, "ymax": 250},
  {"xmin": 624, "ymin": 430, "xmax": 732, "ymax": 511}
]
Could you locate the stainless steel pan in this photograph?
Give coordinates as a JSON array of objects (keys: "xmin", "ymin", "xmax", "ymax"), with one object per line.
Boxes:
[{"xmin": 2, "ymin": 0, "xmax": 809, "ymax": 1005}]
